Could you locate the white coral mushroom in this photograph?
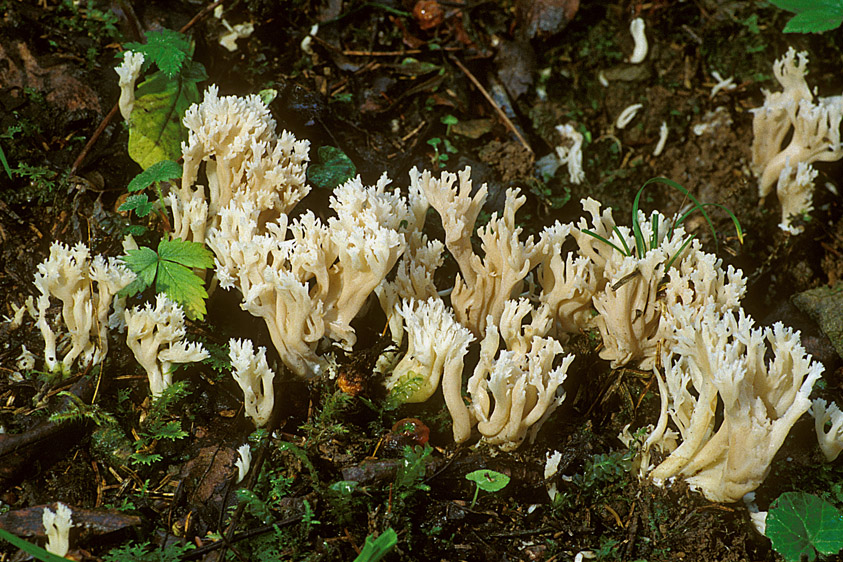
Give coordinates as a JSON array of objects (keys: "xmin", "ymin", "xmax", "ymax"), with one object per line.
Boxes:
[
  {"xmin": 750, "ymin": 47, "xmax": 843, "ymax": 233},
  {"xmin": 42, "ymin": 502, "xmax": 72, "ymax": 557},
  {"xmin": 810, "ymin": 398, "xmax": 843, "ymax": 461},
  {"xmin": 229, "ymin": 339, "xmax": 276, "ymax": 427},
  {"xmin": 386, "ymin": 298, "xmax": 474, "ymax": 442},
  {"xmin": 115, "ymin": 51, "xmax": 144, "ymax": 121},
  {"xmin": 125, "ymin": 294, "xmax": 209, "ymax": 397}
]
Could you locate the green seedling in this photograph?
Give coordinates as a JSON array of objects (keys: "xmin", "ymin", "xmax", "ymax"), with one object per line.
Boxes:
[
  {"xmin": 353, "ymin": 528, "xmax": 398, "ymax": 562},
  {"xmin": 119, "ymin": 159, "xmax": 182, "ymax": 234},
  {"xmin": 465, "ymin": 469, "xmax": 510, "ymax": 509},
  {"xmin": 441, "ymin": 114, "xmax": 458, "ymax": 136},
  {"xmin": 766, "ymin": 491, "xmax": 843, "ymax": 561},
  {"xmin": 427, "ymin": 137, "xmax": 457, "ymax": 168}
]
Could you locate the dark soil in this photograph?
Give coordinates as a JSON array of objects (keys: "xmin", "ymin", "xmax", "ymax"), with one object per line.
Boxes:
[{"xmin": 1, "ymin": 1, "xmax": 843, "ymax": 561}]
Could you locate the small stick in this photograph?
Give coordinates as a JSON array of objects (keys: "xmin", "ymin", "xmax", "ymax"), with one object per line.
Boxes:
[{"xmin": 448, "ymin": 54, "xmax": 532, "ymax": 155}]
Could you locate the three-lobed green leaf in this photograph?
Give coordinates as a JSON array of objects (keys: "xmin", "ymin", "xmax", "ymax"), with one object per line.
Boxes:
[
  {"xmin": 121, "ymin": 238, "xmax": 213, "ymax": 320},
  {"xmin": 766, "ymin": 491, "xmax": 843, "ymax": 561}
]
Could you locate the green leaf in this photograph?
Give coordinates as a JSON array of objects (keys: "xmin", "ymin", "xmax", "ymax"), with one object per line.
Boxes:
[
  {"xmin": 125, "ymin": 29, "xmax": 191, "ymax": 78},
  {"xmin": 127, "ymin": 160, "xmax": 182, "ymax": 192},
  {"xmin": 353, "ymin": 528, "xmax": 398, "ymax": 562},
  {"xmin": 0, "ymin": 142, "xmax": 12, "ymax": 179},
  {"xmin": 119, "ymin": 194, "xmax": 154, "ymax": 217},
  {"xmin": 783, "ymin": 9, "xmax": 843, "ymax": 33},
  {"xmin": 130, "ymin": 451, "xmax": 163, "ymax": 465},
  {"xmin": 465, "ymin": 469, "xmax": 511, "ymax": 492},
  {"xmin": 769, "ymin": 0, "xmax": 829, "ymax": 8},
  {"xmin": 306, "ymin": 146, "xmax": 356, "ymax": 190},
  {"xmin": 766, "ymin": 491, "xmax": 843, "ymax": 562},
  {"xmin": 155, "ymin": 259, "xmax": 208, "ymax": 320},
  {"xmin": 0, "ymin": 527, "xmax": 70, "ymax": 562},
  {"xmin": 157, "ymin": 238, "xmax": 214, "ymax": 269},
  {"xmin": 769, "ymin": 0, "xmax": 843, "ymax": 33},
  {"xmin": 441, "ymin": 114, "xmax": 459, "ymax": 126},
  {"xmin": 121, "ymin": 246, "xmax": 159, "ymax": 296},
  {"xmin": 119, "ymin": 239, "xmax": 212, "ymax": 319},
  {"xmin": 128, "ymin": 71, "xmax": 200, "ymax": 169}
]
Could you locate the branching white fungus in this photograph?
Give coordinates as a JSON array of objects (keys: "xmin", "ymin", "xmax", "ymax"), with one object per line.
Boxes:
[
  {"xmin": 115, "ymin": 51, "xmax": 144, "ymax": 121},
  {"xmin": 810, "ymin": 398, "xmax": 843, "ymax": 461},
  {"xmin": 639, "ymin": 304, "xmax": 822, "ymax": 502},
  {"xmin": 235, "ymin": 443, "xmax": 252, "ymax": 483},
  {"xmin": 229, "ymin": 339, "xmax": 276, "ymax": 427},
  {"xmin": 554, "ymin": 124, "xmax": 585, "ymax": 184},
  {"xmin": 34, "ymin": 242, "xmax": 134, "ymax": 374},
  {"xmin": 615, "ymin": 103, "xmax": 642, "ymax": 129},
  {"xmin": 125, "ymin": 294, "xmax": 209, "ymax": 397},
  {"xmin": 750, "ymin": 47, "xmax": 843, "ymax": 233},
  {"xmin": 42, "ymin": 502, "xmax": 72, "ymax": 557}
]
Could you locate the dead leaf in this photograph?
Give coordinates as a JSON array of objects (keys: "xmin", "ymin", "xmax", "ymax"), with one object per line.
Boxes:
[
  {"xmin": 413, "ymin": 0, "xmax": 444, "ymax": 31},
  {"xmin": 495, "ymin": 39, "xmax": 536, "ymax": 100},
  {"xmin": 515, "ymin": 0, "xmax": 579, "ymax": 39}
]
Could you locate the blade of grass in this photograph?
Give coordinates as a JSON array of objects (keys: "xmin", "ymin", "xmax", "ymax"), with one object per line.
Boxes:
[
  {"xmin": 664, "ymin": 235, "xmax": 696, "ymax": 270},
  {"xmin": 0, "ymin": 143, "xmax": 12, "ymax": 179},
  {"xmin": 633, "ymin": 177, "xmax": 719, "ymax": 253},
  {"xmin": 581, "ymin": 229, "xmax": 630, "ymax": 256}
]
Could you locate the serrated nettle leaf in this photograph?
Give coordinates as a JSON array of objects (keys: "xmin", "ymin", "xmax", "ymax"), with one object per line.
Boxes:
[
  {"xmin": 307, "ymin": 146, "xmax": 356, "ymax": 190},
  {"xmin": 125, "ymin": 29, "xmax": 191, "ymax": 78},
  {"xmin": 127, "ymin": 160, "xmax": 182, "ymax": 192},
  {"xmin": 128, "ymin": 72, "xmax": 200, "ymax": 169},
  {"xmin": 767, "ymin": 491, "xmax": 843, "ymax": 562},
  {"xmin": 157, "ymin": 238, "xmax": 214, "ymax": 269},
  {"xmin": 122, "ymin": 246, "xmax": 159, "ymax": 291},
  {"xmin": 155, "ymin": 260, "xmax": 209, "ymax": 320},
  {"xmin": 119, "ymin": 194, "xmax": 154, "ymax": 216}
]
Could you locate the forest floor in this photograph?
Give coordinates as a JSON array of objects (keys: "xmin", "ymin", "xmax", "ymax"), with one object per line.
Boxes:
[{"xmin": 1, "ymin": 0, "xmax": 843, "ymax": 561}]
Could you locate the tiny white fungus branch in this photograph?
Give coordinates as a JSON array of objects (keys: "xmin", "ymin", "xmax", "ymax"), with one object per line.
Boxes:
[
  {"xmin": 115, "ymin": 51, "xmax": 144, "ymax": 121},
  {"xmin": 235, "ymin": 444, "xmax": 252, "ymax": 483},
  {"xmin": 43, "ymin": 503, "xmax": 72, "ymax": 557},
  {"xmin": 709, "ymin": 70, "xmax": 736, "ymax": 98},
  {"xmin": 629, "ymin": 18, "xmax": 647, "ymax": 64},
  {"xmin": 652, "ymin": 121, "xmax": 668, "ymax": 156},
  {"xmin": 615, "ymin": 103, "xmax": 642, "ymax": 129},
  {"xmin": 554, "ymin": 124, "xmax": 585, "ymax": 184}
]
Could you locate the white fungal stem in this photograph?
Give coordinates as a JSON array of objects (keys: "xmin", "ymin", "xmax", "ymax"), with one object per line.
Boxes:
[
  {"xmin": 629, "ymin": 18, "xmax": 647, "ymax": 64},
  {"xmin": 653, "ymin": 121, "xmax": 668, "ymax": 156},
  {"xmin": 616, "ymin": 103, "xmax": 643, "ymax": 129}
]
